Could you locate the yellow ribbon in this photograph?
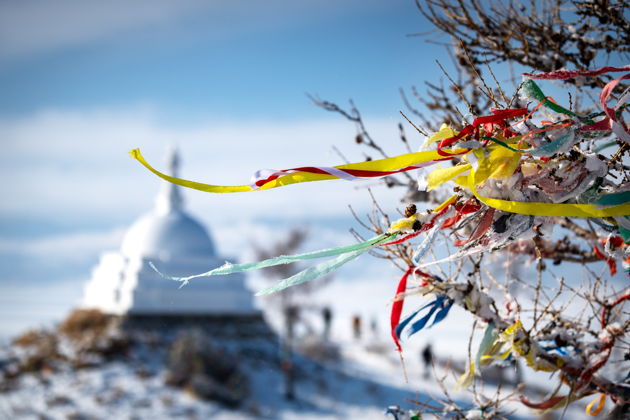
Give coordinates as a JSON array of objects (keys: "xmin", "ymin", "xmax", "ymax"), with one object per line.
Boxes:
[
  {"xmin": 387, "ymin": 213, "xmax": 418, "ymax": 233},
  {"xmin": 479, "ymin": 321, "xmax": 562, "ymax": 373},
  {"xmin": 129, "ymin": 148, "xmax": 463, "ymax": 194},
  {"xmin": 474, "ymin": 145, "xmax": 522, "ymax": 182},
  {"xmin": 427, "ymin": 164, "xmax": 472, "ymax": 190},
  {"xmin": 454, "ymin": 362, "xmax": 475, "ymax": 390},
  {"xmin": 426, "ymin": 123, "xmax": 458, "ymax": 145},
  {"xmin": 585, "ymin": 394, "xmax": 606, "ymax": 416},
  {"xmin": 433, "ymin": 194, "xmax": 458, "ymax": 213},
  {"xmin": 132, "ymin": 141, "xmax": 630, "ymax": 217},
  {"xmin": 466, "ymin": 167, "xmax": 630, "ymax": 217}
]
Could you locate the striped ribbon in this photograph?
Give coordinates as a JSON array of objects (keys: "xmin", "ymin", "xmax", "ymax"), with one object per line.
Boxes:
[
  {"xmin": 130, "ymin": 148, "xmax": 456, "ymax": 194},
  {"xmin": 249, "ymin": 159, "xmax": 447, "ymax": 190}
]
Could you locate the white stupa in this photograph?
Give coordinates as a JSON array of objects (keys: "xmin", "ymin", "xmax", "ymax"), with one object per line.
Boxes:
[{"xmin": 83, "ymin": 148, "xmax": 257, "ymax": 316}]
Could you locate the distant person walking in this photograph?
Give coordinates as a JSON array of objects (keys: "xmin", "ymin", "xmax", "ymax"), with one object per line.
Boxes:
[
  {"xmin": 352, "ymin": 315, "xmax": 362, "ymax": 341},
  {"xmin": 370, "ymin": 317, "xmax": 378, "ymax": 338},
  {"xmin": 282, "ymin": 305, "xmax": 299, "ymax": 400},
  {"xmin": 322, "ymin": 306, "xmax": 332, "ymax": 341},
  {"xmin": 284, "ymin": 305, "xmax": 299, "ymax": 341},
  {"xmin": 421, "ymin": 344, "xmax": 433, "ymax": 379}
]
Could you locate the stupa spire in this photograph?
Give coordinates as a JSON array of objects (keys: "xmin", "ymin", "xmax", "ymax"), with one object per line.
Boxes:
[{"xmin": 155, "ymin": 146, "xmax": 184, "ymax": 214}]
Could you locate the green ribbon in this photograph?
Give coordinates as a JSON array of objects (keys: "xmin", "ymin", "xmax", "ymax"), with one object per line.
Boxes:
[
  {"xmin": 150, "ymin": 233, "xmax": 393, "ymax": 288},
  {"xmin": 475, "ymin": 321, "xmax": 496, "ymax": 371},
  {"xmin": 256, "ymin": 246, "xmax": 372, "ymax": 295},
  {"xmin": 520, "ymin": 80, "xmax": 577, "ymax": 117},
  {"xmin": 594, "ymin": 191, "xmax": 630, "ymax": 206},
  {"xmin": 480, "ymin": 136, "xmax": 520, "ymax": 152},
  {"xmin": 619, "ymin": 227, "xmax": 630, "ymax": 242}
]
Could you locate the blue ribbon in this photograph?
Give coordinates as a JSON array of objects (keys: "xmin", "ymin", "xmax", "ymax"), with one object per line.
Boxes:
[{"xmin": 394, "ymin": 296, "xmax": 454, "ymax": 340}]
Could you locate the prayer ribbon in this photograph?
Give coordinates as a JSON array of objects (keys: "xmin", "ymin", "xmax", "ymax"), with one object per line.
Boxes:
[
  {"xmin": 455, "ymin": 322, "xmax": 497, "ymax": 390},
  {"xmin": 475, "ymin": 322, "xmax": 496, "ymax": 372},
  {"xmin": 520, "ymin": 79, "xmax": 577, "ymax": 117},
  {"xmin": 524, "ymin": 65, "xmax": 630, "ymax": 143},
  {"xmin": 435, "ymin": 108, "xmax": 527, "ymax": 156},
  {"xmin": 150, "ymin": 232, "xmax": 393, "ymax": 287},
  {"xmin": 394, "ymin": 296, "xmax": 453, "ymax": 341},
  {"xmin": 255, "ymin": 245, "xmax": 374, "ymax": 295},
  {"xmin": 130, "ymin": 148, "xmax": 456, "ymax": 194},
  {"xmin": 492, "ymin": 321, "xmax": 563, "ymax": 372},
  {"xmin": 523, "ymin": 65, "xmax": 630, "ymax": 80},
  {"xmin": 465, "ymin": 168, "xmax": 630, "ymax": 217},
  {"xmin": 390, "ymin": 266, "xmax": 414, "ymax": 352},
  {"xmin": 585, "ymin": 394, "xmax": 606, "ymax": 416}
]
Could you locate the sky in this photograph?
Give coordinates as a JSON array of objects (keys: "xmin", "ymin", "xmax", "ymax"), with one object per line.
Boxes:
[
  {"xmin": 0, "ymin": 0, "xmax": 447, "ymax": 226},
  {"xmin": 0, "ymin": 1, "xmax": 622, "ymax": 338},
  {"xmin": 0, "ymin": 0, "xmax": 462, "ymax": 336}
]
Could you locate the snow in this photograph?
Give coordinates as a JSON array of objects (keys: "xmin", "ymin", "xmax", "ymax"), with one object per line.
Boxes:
[
  {"xmin": 0, "ymin": 330, "xmax": 425, "ymax": 420},
  {"xmin": 0, "ymin": 299, "xmax": 591, "ymax": 420}
]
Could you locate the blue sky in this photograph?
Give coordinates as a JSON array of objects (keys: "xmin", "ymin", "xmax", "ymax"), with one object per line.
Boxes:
[
  {"xmin": 0, "ymin": 0, "xmax": 445, "ymax": 120},
  {"xmin": 1, "ymin": 1, "xmax": 450, "ymax": 228},
  {"xmin": 0, "ymin": 0, "xmax": 459, "ymax": 335}
]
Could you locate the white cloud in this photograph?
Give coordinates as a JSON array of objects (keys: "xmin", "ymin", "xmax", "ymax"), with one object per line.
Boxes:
[
  {"xmin": 0, "ymin": 228, "xmax": 125, "ymax": 262},
  {"xmin": 0, "ymin": 0, "xmax": 389, "ymax": 61},
  {"xmin": 0, "ymin": 0, "xmax": 208, "ymax": 60}
]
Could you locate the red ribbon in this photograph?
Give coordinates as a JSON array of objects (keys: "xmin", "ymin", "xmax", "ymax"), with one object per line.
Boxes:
[
  {"xmin": 523, "ymin": 65, "xmax": 630, "ymax": 80},
  {"xmin": 380, "ymin": 230, "xmax": 423, "ymax": 247},
  {"xmin": 391, "ymin": 266, "xmax": 415, "ymax": 352},
  {"xmin": 437, "ymin": 108, "xmax": 527, "ymax": 156},
  {"xmin": 254, "ymin": 161, "xmax": 451, "ymax": 188},
  {"xmin": 453, "ymin": 207, "xmax": 496, "ymax": 247},
  {"xmin": 593, "ymin": 245, "xmax": 617, "ymax": 276},
  {"xmin": 440, "ymin": 199, "xmax": 481, "ymax": 230},
  {"xmin": 519, "ymin": 395, "xmax": 567, "ymax": 410},
  {"xmin": 582, "ymin": 73, "xmax": 630, "ymax": 135}
]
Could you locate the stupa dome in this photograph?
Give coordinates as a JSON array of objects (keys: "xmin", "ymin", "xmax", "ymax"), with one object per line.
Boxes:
[
  {"xmin": 121, "ymin": 211, "xmax": 216, "ymax": 259},
  {"xmin": 83, "ymin": 147, "xmax": 257, "ymax": 316},
  {"xmin": 121, "ymin": 147, "xmax": 216, "ymax": 259}
]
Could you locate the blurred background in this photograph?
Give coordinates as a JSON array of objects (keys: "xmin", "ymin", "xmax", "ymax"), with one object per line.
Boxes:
[
  {"xmin": 0, "ymin": 1, "xmax": 468, "ymax": 418},
  {"xmin": 1, "ymin": 1, "xmax": 625, "ymax": 419},
  {"xmin": 0, "ymin": 0, "xmax": 446, "ymax": 336}
]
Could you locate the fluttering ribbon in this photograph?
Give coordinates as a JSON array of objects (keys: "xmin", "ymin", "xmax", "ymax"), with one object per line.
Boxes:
[
  {"xmin": 520, "ymin": 79, "xmax": 577, "ymax": 117},
  {"xmin": 465, "ymin": 166, "xmax": 630, "ymax": 217},
  {"xmin": 394, "ymin": 296, "xmax": 454, "ymax": 342},
  {"xmin": 150, "ymin": 195, "xmax": 459, "ymax": 297},
  {"xmin": 255, "ymin": 245, "xmax": 376, "ymax": 295},
  {"xmin": 151, "ymin": 232, "xmax": 395, "ymax": 293},
  {"xmin": 390, "ymin": 266, "xmax": 414, "ymax": 352},
  {"xmin": 524, "ymin": 65, "xmax": 630, "ymax": 143},
  {"xmin": 585, "ymin": 394, "xmax": 606, "ymax": 416},
  {"xmin": 455, "ymin": 322, "xmax": 498, "ymax": 390},
  {"xmin": 435, "ymin": 108, "xmax": 527, "ymax": 156},
  {"xmin": 130, "ymin": 148, "xmax": 455, "ymax": 194},
  {"xmin": 475, "ymin": 322, "xmax": 496, "ymax": 372},
  {"xmin": 522, "ymin": 65, "xmax": 630, "ymax": 80}
]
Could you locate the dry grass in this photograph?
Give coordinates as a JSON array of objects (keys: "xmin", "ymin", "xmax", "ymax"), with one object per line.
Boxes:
[
  {"xmin": 3, "ymin": 309, "xmax": 128, "ymax": 380},
  {"xmin": 59, "ymin": 309, "xmax": 111, "ymax": 339}
]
